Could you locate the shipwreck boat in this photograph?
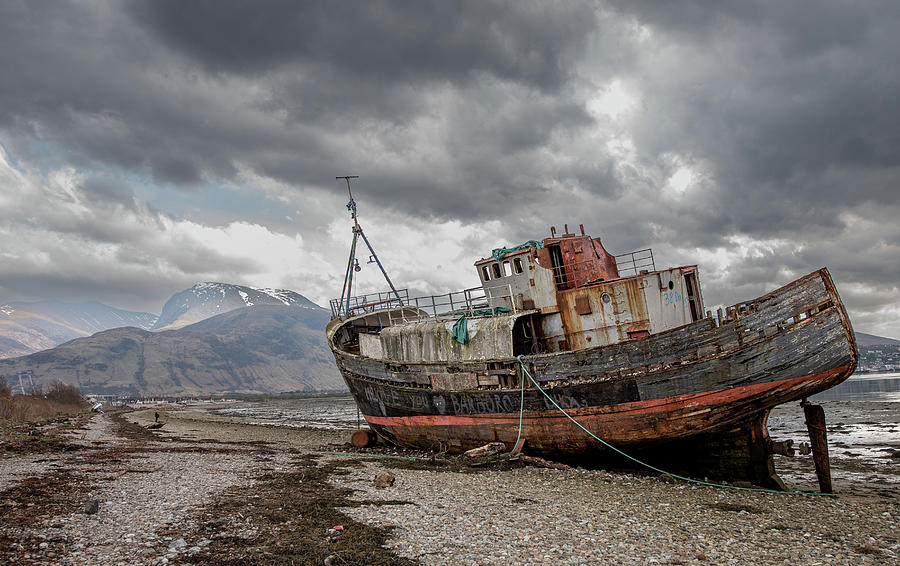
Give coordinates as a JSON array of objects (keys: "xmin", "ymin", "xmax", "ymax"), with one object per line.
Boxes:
[{"xmin": 326, "ymin": 182, "xmax": 857, "ymax": 489}]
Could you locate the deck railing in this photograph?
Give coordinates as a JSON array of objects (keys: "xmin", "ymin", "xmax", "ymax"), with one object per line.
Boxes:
[
  {"xmin": 330, "ymin": 284, "xmax": 520, "ymax": 321},
  {"xmin": 330, "ymin": 289, "xmax": 409, "ymax": 319},
  {"xmin": 615, "ymin": 248, "xmax": 655, "ymax": 277}
]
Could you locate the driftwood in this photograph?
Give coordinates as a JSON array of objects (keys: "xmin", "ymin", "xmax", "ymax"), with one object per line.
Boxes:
[
  {"xmin": 146, "ymin": 422, "xmax": 164, "ymax": 430},
  {"xmin": 464, "ymin": 442, "xmax": 505, "ymax": 458},
  {"xmin": 519, "ymin": 455, "xmax": 570, "ymax": 470}
]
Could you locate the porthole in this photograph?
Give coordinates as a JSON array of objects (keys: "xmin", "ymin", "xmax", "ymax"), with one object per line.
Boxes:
[
  {"xmin": 601, "ymin": 293, "xmax": 611, "ymax": 304},
  {"xmin": 668, "ymin": 281, "xmax": 674, "ymax": 290}
]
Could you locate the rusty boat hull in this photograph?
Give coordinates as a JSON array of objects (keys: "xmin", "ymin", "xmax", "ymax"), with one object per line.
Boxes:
[{"xmin": 328, "ymin": 269, "xmax": 857, "ymax": 486}]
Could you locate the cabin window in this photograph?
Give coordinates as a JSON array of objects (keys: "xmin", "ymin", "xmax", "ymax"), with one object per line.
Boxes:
[
  {"xmin": 513, "ymin": 258, "xmax": 524, "ymax": 274},
  {"xmin": 481, "ymin": 266, "xmax": 490, "ymax": 281},
  {"xmin": 502, "ymin": 260, "xmax": 511, "ymax": 277},
  {"xmin": 491, "ymin": 263, "xmax": 502, "ymax": 279}
]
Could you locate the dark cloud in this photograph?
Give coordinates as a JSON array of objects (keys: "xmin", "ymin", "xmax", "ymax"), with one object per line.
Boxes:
[
  {"xmin": 614, "ymin": 1, "xmax": 900, "ymax": 250},
  {"xmin": 0, "ymin": 1, "xmax": 898, "ymax": 337},
  {"xmin": 129, "ymin": 0, "xmax": 596, "ymax": 91}
]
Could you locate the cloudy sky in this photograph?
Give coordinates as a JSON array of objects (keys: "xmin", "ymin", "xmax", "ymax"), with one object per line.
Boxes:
[{"xmin": 0, "ymin": 1, "xmax": 898, "ymax": 338}]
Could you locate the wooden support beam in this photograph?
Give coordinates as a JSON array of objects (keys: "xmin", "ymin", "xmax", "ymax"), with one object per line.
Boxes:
[{"xmin": 803, "ymin": 402, "xmax": 833, "ymax": 494}]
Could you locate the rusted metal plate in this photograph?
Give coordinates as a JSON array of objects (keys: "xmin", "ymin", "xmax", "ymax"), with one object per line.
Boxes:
[{"xmin": 574, "ymin": 295, "xmax": 592, "ymax": 315}]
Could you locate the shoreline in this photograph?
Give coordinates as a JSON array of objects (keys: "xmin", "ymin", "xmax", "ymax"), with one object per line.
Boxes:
[{"xmin": 1, "ymin": 406, "xmax": 898, "ymax": 564}]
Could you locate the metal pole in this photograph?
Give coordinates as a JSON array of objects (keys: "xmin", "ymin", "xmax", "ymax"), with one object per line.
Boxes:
[
  {"xmin": 358, "ymin": 229, "xmax": 403, "ymax": 305},
  {"xmin": 339, "ymin": 230, "xmax": 359, "ymax": 312},
  {"xmin": 344, "ymin": 231, "xmax": 360, "ymax": 317},
  {"xmin": 335, "ymin": 175, "xmax": 403, "ymax": 312}
]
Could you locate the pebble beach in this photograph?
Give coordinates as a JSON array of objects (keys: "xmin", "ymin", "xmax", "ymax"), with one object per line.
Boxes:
[{"xmin": 1, "ymin": 404, "xmax": 898, "ymax": 565}]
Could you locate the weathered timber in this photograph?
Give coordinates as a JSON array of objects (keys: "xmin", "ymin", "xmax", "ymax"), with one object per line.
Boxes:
[
  {"xmin": 519, "ymin": 455, "xmax": 571, "ymax": 470},
  {"xmin": 803, "ymin": 403, "xmax": 833, "ymax": 494},
  {"xmin": 464, "ymin": 442, "xmax": 505, "ymax": 458},
  {"xmin": 350, "ymin": 428, "xmax": 377, "ymax": 448}
]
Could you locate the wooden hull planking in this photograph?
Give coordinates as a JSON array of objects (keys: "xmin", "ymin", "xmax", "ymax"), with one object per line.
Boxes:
[{"xmin": 328, "ymin": 269, "xmax": 857, "ymax": 485}]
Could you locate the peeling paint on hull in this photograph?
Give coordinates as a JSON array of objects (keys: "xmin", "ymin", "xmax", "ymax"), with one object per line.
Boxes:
[
  {"xmin": 329, "ymin": 268, "xmax": 858, "ymax": 487},
  {"xmin": 360, "ymin": 365, "xmax": 851, "ymax": 453}
]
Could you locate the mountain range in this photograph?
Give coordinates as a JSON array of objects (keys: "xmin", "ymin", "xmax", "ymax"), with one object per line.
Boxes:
[
  {"xmin": 0, "ymin": 304, "xmax": 339, "ymax": 396},
  {"xmin": 0, "ymin": 301, "xmax": 157, "ymax": 359},
  {"xmin": 0, "ymin": 283, "xmax": 342, "ymax": 396},
  {"xmin": 0, "ymin": 283, "xmax": 897, "ymax": 397}
]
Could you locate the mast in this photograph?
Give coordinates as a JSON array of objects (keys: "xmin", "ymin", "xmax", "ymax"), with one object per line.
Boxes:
[{"xmin": 336, "ymin": 176, "xmax": 403, "ymax": 317}]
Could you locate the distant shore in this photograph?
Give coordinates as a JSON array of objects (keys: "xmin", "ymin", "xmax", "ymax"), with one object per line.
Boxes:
[{"xmin": 1, "ymin": 404, "xmax": 898, "ymax": 565}]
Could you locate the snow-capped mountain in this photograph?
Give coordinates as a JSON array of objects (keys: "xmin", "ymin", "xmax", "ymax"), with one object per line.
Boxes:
[
  {"xmin": 0, "ymin": 305, "xmax": 342, "ymax": 396},
  {"xmin": 152, "ymin": 282, "xmax": 325, "ymax": 330},
  {"xmin": 0, "ymin": 300, "xmax": 157, "ymax": 359}
]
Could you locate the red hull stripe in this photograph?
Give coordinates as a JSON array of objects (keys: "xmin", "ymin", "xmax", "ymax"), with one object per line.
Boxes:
[{"xmin": 363, "ymin": 366, "xmax": 850, "ymax": 428}]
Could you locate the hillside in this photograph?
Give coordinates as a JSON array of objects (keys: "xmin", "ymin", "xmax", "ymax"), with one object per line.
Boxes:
[
  {"xmin": 855, "ymin": 332, "xmax": 900, "ymax": 347},
  {"xmin": 0, "ymin": 305, "xmax": 341, "ymax": 396},
  {"xmin": 0, "ymin": 301, "xmax": 157, "ymax": 359},
  {"xmin": 152, "ymin": 282, "xmax": 323, "ymax": 330}
]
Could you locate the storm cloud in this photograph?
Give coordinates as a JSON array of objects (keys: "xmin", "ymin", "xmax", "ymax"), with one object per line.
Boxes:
[{"xmin": 0, "ymin": 0, "xmax": 898, "ymax": 337}]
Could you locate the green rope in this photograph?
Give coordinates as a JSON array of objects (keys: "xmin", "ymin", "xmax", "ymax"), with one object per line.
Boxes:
[
  {"xmin": 514, "ymin": 355, "xmax": 830, "ymax": 496},
  {"xmin": 509, "ymin": 359, "xmax": 527, "ymax": 454}
]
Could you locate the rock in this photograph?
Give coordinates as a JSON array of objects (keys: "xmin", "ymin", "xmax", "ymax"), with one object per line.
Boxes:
[
  {"xmin": 324, "ymin": 554, "xmax": 337, "ymax": 566},
  {"xmin": 168, "ymin": 538, "xmax": 187, "ymax": 552},
  {"xmin": 373, "ymin": 471, "xmax": 396, "ymax": 488},
  {"xmin": 84, "ymin": 500, "xmax": 100, "ymax": 515}
]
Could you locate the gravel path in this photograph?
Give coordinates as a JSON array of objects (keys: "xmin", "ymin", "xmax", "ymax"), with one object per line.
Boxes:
[
  {"xmin": 2, "ymin": 407, "xmax": 898, "ymax": 565},
  {"xmin": 35, "ymin": 450, "xmax": 274, "ymax": 565},
  {"xmin": 337, "ymin": 459, "xmax": 899, "ymax": 565},
  {"xmin": 1, "ymin": 409, "xmax": 331, "ymax": 565}
]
